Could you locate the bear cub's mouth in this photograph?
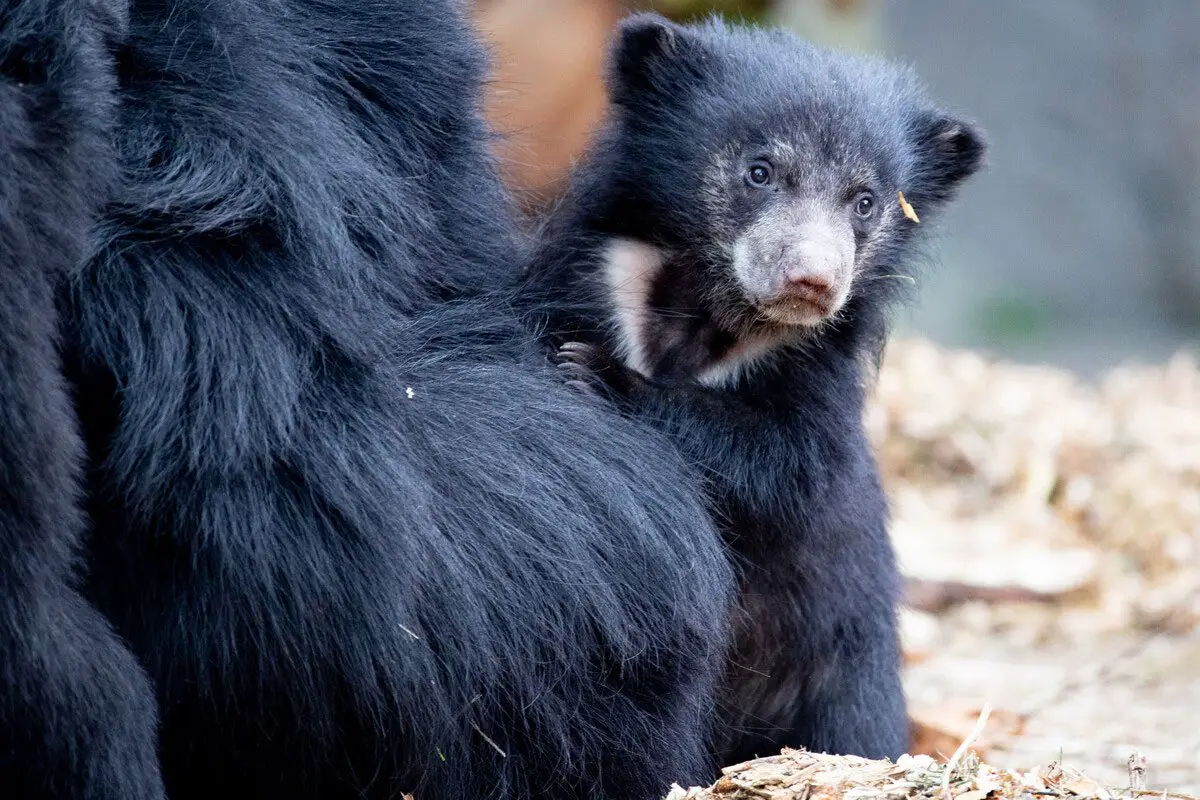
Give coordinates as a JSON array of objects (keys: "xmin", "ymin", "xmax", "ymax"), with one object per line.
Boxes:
[
  {"xmin": 752, "ymin": 274, "xmax": 844, "ymax": 327},
  {"xmin": 756, "ymin": 297, "xmax": 834, "ymax": 327}
]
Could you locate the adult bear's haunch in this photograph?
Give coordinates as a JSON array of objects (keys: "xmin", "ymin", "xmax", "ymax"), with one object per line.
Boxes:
[
  {"xmin": 0, "ymin": 0, "xmax": 735, "ymax": 797},
  {"xmin": 0, "ymin": 0, "xmax": 163, "ymax": 796}
]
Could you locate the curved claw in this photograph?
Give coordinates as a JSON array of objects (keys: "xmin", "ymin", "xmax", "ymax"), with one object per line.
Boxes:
[
  {"xmin": 555, "ymin": 342, "xmax": 610, "ymax": 396},
  {"xmin": 553, "ymin": 341, "xmax": 646, "ymax": 402}
]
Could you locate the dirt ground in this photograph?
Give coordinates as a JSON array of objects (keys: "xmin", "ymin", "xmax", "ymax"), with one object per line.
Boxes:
[
  {"xmin": 875, "ymin": 339, "xmax": 1200, "ymax": 793},
  {"xmin": 905, "ymin": 629, "xmax": 1200, "ymax": 792}
]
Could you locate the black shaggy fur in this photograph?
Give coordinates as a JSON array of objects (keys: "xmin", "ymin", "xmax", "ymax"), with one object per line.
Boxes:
[
  {"xmin": 3, "ymin": 0, "xmax": 736, "ymax": 797},
  {"xmin": 0, "ymin": 0, "xmax": 164, "ymax": 796},
  {"xmin": 520, "ymin": 14, "xmax": 986, "ymax": 765}
]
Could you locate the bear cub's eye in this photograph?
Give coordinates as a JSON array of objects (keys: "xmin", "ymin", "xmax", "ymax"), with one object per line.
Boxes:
[
  {"xmin": 854, "ymin": 191, "xmax": 875, "ymax": 219},
  {"xmin": 746, "ymin": 162, "xmax": 772, "ymax": 187}
]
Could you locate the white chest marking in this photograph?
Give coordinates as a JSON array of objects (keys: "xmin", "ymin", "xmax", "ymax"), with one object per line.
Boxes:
[
  {"xmin": 600, "ymin": 238, "xmax": 665, "ymax": 378},
  {"xmin": 696, "ymin": 335, "xmax": 778, "ymax": 389}
]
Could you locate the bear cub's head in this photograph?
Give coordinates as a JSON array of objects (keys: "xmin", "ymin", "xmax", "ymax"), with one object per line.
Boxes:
[{"xmin": 595, "ymin": 13, "xmax": 986, "ymax": 334}]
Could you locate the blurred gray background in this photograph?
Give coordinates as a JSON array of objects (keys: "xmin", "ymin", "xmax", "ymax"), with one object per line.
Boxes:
[{"xmin": 877, "ymin": 0, "xmax": 1200, "ymax": 374}]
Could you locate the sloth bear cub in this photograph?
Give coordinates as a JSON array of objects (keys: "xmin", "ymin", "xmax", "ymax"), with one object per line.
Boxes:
[{"xmin": 521, "ymin": 12, "xmax": 986, "ymax": 764}]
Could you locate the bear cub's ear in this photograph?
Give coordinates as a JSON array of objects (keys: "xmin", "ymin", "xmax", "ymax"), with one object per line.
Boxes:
[
  {"xmin": 913, "ymin": 112, "xmax": 988, "ymax": 197},
  {"xmin": 607, "ymin": 12, "xmax": 692, "ymax": 107}
]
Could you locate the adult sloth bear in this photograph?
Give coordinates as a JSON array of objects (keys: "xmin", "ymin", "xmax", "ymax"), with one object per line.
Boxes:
[{"xmin": 1, "ymin": 0, "xmax": 733, "ymax": 797}]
